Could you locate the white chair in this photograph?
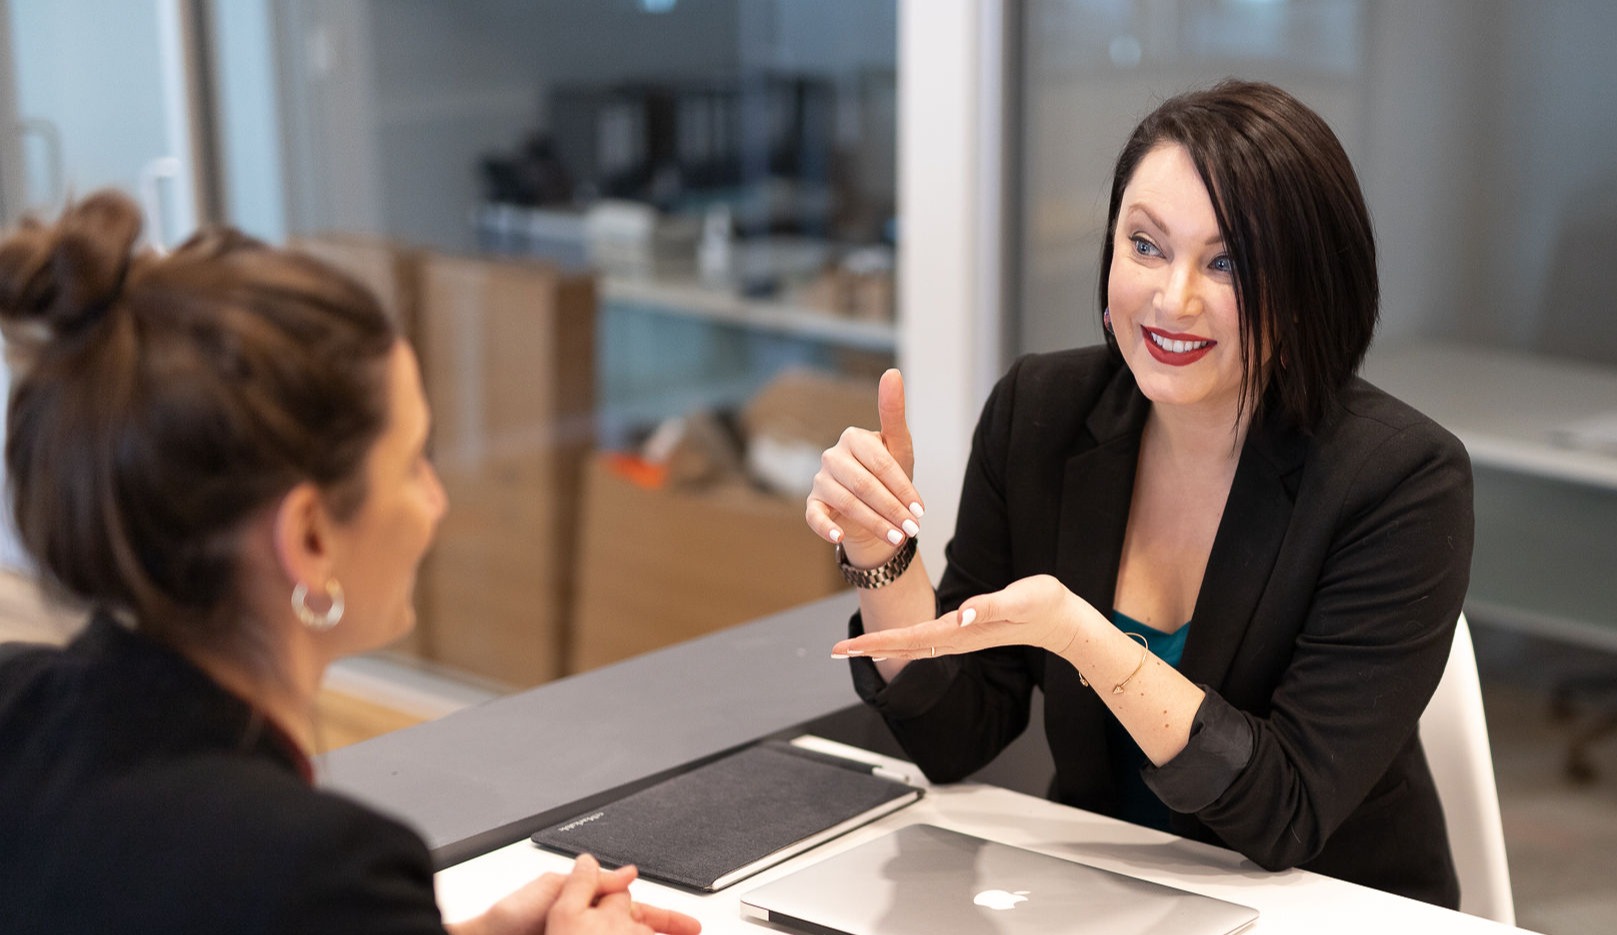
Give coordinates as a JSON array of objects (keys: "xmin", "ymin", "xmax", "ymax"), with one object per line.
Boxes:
[{"xmin": 1419, "ymin": 612, "xmax": 1516, "ymax": 925}]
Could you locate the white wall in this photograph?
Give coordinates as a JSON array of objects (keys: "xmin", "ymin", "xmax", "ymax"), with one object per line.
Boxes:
[
  {"xmin": 895, "ymin": 0, "xmax": 1007, "ymax": 576},
  {"xmin": 0, "ymin": 0, "xmax": 198, "ymax": 569},
  {"xmin": 277, "ymin": 0, "xmax": 384, "ymax": 238},
  {"xmin": 1366, "ymin": 0, "xmax": 1617, "ymax": 357},
  {"xmin": 1015, "ymin": 0, "xmax": 1365, "ymax": 354},
  {"xmin": 1489, "ymin": 1, "xmax": 1617, "ymax": 362},
  {"xmin": 8, "ymin": 0, "xmax": 170, "ymax": 208},
  {"xmin": 211, "ymin": 0, "xmax": 287, "ymax": 242},
  {"xmin": 1359, "ymin": 0, "xmax": 1499, "ymax": 343}
]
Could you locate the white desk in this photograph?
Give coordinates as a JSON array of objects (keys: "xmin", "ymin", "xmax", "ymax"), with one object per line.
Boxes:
[
  {"xmin": 1362, "ymin": 341, "xmax": 1617, "ymax": 490},
  {"xmin": 1363, "ymin": 342, "xmax": 1617, "ymax": 649},
  {"xmin": 434, "ymin": 738, "xmax": 1536, "ymax": 935}
]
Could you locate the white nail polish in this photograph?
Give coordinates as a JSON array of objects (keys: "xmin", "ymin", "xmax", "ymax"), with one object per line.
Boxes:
[
  {"xmin": 829, "ymin": 527, "xmax": 843, "ymax": 542},
  {"xmin": 959, "ymin": 608, "xmax": 977, "ymax": 627},
  {"xmin": 887, "ymin": 528, "xmax": 903, "ymax": 545},
  {"xmin": 910, "ymin": 502, "xmax": 925, "ymax": 519},
  {"xmin": 831, "ymin": 652, "xmax": 852, "ymax": 660},
  {"xmin": 902, "ymin": 519, "xmax": 920, "ymax": 537}
]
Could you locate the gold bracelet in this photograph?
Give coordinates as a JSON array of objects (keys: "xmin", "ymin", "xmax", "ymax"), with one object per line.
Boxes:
[
  {"xmin": 1077, "ymin": 632, "xmax": 1150, "ymax": 695},
  {"xmin": 1112, "ymin": 632, "xmax": 1151, "ymax": 695}
]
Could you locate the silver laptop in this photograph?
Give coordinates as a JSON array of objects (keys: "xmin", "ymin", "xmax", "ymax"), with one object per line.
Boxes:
[{"xmin": 739, "ymin": 823, "xmax": 1258, "ymax": 935}]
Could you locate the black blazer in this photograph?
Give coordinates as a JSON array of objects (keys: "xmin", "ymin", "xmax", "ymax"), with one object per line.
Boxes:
[
  {"xmin": 856, "ymin": 346, "xmax": 1472, "ymax": 907},
  {"xmin": 0, "ymin": 616, "xmax": 448, "ymax": 935}
]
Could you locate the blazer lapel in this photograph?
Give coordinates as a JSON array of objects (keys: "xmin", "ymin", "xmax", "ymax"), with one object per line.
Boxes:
[
  {"xmin": 1178, "ymin": 416, "xmax": 1309, "ymax": 689},
  {"xmin": 1054, "ymin": 368, "xmax": 1149, "ymax": 610}
]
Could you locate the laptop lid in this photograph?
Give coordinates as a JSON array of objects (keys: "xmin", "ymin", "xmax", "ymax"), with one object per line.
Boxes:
[{"xmin": 739, "ymin": 823, "xmax": 1259, "ymax": 935}]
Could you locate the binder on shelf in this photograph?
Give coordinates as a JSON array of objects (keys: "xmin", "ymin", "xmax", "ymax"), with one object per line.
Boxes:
[{"xmin": 530, "ymin": 740, "xmax": 922, "ymax": 892}]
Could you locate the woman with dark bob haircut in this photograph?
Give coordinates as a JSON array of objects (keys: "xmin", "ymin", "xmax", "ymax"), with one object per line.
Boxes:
[
  {"xmin": 807, "ymin": 80, "xmax": 1473, "ymax": 907},
  {"xmin": 0, "ymin": 192, "xmax": 699, "ymax": 935}
]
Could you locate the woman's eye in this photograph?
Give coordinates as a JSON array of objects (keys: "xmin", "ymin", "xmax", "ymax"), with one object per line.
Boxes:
[
  {"xmin": 1131, "ymin": 236, "xmax": 1160, "ymax": 257},
  {"xmin": 1210, "ymin": 254, "xmax": 1233, "ymax": 273}
]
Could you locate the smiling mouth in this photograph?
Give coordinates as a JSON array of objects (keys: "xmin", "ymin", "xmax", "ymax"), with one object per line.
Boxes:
[{"xmin": 1146, "ymin": 329, "xmax": 1213, "ymax": 354}]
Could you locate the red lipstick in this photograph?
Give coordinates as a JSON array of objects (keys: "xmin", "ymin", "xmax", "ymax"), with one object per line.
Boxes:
[{"xmin": 1141, "ymin": 326, "xmax": 1215, "ymax": 366}]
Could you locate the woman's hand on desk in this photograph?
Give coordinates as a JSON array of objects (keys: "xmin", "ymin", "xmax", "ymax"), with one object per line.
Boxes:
[
  {"xmin": 831, "ymin": 575, "xmax": 1096, "ymax": 660},
  {"xmin": 448, "ymin": 853, "xmax": 701, "ymax": 935},
  {"xmin": 805, "ymin": 368, "xmax": 926, "ymax": 561}
]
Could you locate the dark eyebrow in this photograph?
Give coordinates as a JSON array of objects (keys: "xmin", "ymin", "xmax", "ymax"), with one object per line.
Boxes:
[{"xmin": 1126, "ymin": 203, "xmax": 1224, "ymax": 247}]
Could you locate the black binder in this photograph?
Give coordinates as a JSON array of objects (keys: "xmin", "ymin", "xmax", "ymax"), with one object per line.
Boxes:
[{"xmin": 530, "ymin": 741, "xmax": 922, "ymax": 892}]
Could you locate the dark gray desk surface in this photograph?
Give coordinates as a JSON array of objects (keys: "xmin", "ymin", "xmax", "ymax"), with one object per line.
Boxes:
[{"xmin": 319, "ymin": 592, "xmax": 865, "ymax": 867}]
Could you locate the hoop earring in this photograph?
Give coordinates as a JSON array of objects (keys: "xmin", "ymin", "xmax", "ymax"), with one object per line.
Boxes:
[
  {"xmin": 292, "ymin": 580, "xmax": 345, "ymax": 632},
  {"xmin": 1102, "ymin": 307, "xmax": 1113, "ymax": 335}
]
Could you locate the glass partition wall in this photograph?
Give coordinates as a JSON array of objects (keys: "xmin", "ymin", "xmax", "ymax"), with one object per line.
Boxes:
[
  {"xmin": 0, "ymin": 1, "xmax": 899, "ymax": 696},
  {"xmin": 265, "ymin": 0, "xmax": 900, "ymax": 688},
  {"xmin": 1017, "ymin": 0, "xmax": 1367, "ymax": 354},
  {"xmin": 1014, "ymin": 0, "xmax": 1617, "ymax": 636},
  {"xmin": 271, "ymin": 0, "xmax": 899, "ymax": 438},
  {"xmin": 1015, "ymin": 0, "xmax": 1617, "ymax": 364},
  {"xmin": 6, "ymin": 0, "xmax": 1615, "ymax": 713}
]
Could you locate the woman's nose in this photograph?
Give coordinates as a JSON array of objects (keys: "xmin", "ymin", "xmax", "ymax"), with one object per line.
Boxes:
[
  {"xmin": 1156, "ymin": 263, "xmax": 1202, "ymax": 318},
  {"xmin": 427, "ymin": 461, "xmax": 449, "ymax": 519}
]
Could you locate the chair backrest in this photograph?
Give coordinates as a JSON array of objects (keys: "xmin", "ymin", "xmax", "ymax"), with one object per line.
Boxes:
[{"xmin": 1418, "ymin": 612, "xmax": 1515, "ymax": 925}]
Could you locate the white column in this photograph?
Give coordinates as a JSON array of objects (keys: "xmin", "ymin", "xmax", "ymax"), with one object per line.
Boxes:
[{"xmin": 897, "ymin": 0, "xmax": 1006, "ymax": 577}]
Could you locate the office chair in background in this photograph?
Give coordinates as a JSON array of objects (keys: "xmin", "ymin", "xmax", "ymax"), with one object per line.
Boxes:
[{"xmin": 1419, "ymin": 612, "xmax": 1516, "ymax": 926}]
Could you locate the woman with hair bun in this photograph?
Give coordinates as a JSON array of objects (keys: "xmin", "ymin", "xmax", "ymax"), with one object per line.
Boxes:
[{"xmin": 0, "ymin": 191, "xmax": 699, "ymax": 935}]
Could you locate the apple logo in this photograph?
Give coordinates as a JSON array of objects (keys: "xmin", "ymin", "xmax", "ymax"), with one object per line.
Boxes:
[{"xmin": 973, "ymin": 889, "xmax": 1031, "ymax": 911}]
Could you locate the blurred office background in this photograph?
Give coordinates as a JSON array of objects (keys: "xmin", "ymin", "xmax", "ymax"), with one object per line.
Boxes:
[{"xmin": 0, "ymin": 2, "xmax": 1614, "ymax": 932}]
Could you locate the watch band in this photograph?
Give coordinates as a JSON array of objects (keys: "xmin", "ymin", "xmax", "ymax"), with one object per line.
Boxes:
[{"xmin": 836, "ymin": 536, "xmax": 917, "ymax": 589}]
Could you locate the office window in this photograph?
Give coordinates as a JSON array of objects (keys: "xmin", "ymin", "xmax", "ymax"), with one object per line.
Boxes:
[{"xmin": 265, "ymin": 0, "xmax": 899, "ymax": 686}]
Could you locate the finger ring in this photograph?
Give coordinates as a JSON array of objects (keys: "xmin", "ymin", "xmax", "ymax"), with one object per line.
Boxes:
[{"xmin": 929, "ymin": 646, "xmax": 936, "ymax": 659}]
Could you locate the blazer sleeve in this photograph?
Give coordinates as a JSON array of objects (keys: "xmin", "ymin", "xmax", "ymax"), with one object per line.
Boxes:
[
  {"xmin": 850, "ymin": 357, "xmax": 1044, "ymax": 783},
  {"xmin": 274, "ymin": 789, "xmax": 450, "ymax": 935},
  {"xmin": 1151, "ymin": 416, "xmax": 1473, "ymax": 871}
]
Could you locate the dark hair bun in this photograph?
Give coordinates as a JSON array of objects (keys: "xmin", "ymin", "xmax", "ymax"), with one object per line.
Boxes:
[{"xmin": 0, "ymin": 191, "xmax": 144, "ymax": 370}]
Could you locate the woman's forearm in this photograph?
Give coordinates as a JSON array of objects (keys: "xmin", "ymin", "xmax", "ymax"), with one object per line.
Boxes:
[
  {"xmin": 1052, "ymin": 601, "xmax": 1204, "ymax": 765},
  {"xmin": 842, "ymin": 540, "xmax": 935, "ymax": 682}
]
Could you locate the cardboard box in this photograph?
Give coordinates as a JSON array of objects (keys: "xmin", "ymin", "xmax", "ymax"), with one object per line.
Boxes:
[
  {"xmin": 739, "ymin": 368, "xmax": 879, "ymax": 498},
  {"xmin": 411, "ymin": 253, "xmax": 596, "ymax": 688},
  {"xmin": 569, "ymin": 453, "xmax": 847, "ymax": 673},
  {"xmin": 740, "ymin": 368, "xmax": 878, "ymax": 451}
]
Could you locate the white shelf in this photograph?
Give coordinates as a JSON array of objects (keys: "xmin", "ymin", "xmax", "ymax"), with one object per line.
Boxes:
[{"xmin": 601, "ymin": 275, "xmax": 897, "ymax": 353}]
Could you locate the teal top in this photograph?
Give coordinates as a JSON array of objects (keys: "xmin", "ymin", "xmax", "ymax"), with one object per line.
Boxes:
[{"xmin": 1106, "ymin": 610, "xmax": 1188, "ymax": 832}]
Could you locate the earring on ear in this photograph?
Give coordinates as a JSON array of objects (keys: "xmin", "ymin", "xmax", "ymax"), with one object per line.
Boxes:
[
  {"xmin": 292, "ymin": 579, "xmax": 346, "ymax": 632},
  {"xmin": 1102, "ymin": 308, "xmax": 1113, "ymax": 335}
]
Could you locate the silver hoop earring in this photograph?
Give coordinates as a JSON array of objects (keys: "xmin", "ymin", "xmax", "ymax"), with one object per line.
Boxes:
[{"xmin": 292, "ymin": 579, "xmax": 345, "ymax": 632}]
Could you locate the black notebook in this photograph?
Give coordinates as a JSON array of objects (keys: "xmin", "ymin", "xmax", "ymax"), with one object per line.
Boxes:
[{"xmin": 529, "ymin": 741, "xmax": 922, "ymax": 892}]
